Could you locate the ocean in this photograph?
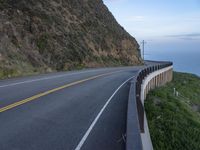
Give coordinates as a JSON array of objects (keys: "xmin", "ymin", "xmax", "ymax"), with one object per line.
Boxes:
[{"xmin": 144, "ymin": 39, "xmax": 200, "ymax": 76}]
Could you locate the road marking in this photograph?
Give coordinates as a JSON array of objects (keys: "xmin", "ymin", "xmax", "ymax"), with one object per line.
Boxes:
[
  {"xmin": 74, "ymin": 76, "xmax": 134, "ymax": 150},
  {"xmin": 0, "ymin": 71, "xmax": 120, "ymax": 113},
  {"xmin": 0, "ymin": 69, "xmax": 105, "ymax": 88}
]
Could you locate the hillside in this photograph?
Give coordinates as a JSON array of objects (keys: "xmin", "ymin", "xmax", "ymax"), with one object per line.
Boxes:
[
  {"xmin": 145, "ymin": 72, "xmax": 200, "ymax": 150},
  {"xmin": 0, "ymin": 0, "xmax": 141, "ymax": 79}
]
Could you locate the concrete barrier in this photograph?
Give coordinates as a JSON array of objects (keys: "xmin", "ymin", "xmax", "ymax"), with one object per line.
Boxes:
[
  {"xmin": 140, "ymin": 65, "xmax": 173, "ymax": 150},
  {"xmin": 126, "ymin": 62, "xmax": 173, "ymax": 150}
]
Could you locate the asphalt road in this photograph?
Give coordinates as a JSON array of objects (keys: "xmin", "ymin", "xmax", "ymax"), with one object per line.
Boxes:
[{"xmin": 0, "ymin": 66, "xmax": 144, "ymax": 150}]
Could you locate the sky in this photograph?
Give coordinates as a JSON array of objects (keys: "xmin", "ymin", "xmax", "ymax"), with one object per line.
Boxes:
[
  {"xmin": 103, "ymin": 0, "xmax": 200, "ymax": 41},
  {"xmin": 103, "ymin": 0, "xmax": 200, "ymax": 75}
]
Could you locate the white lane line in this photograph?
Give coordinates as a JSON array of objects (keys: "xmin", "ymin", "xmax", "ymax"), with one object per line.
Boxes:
[
  {"xmin": 74, "ymin": 76, "xmax": 135, "ymax": 150},
  {"xmin": 0, "ymin": 70, "xmax": 105, "ymax": 88}
]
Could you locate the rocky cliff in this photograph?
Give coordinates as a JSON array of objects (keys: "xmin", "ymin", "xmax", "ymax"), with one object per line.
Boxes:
[{"xmin": 0, "ymin": 0, "xmax": 141, "ymax": 78}]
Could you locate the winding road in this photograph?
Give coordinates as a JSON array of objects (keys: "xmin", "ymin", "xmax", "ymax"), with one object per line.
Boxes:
[{"xmin": 0, "ymin": 66, "xmax": 145, "ymax": 150}]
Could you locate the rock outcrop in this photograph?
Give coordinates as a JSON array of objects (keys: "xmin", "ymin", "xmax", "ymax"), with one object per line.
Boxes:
[{"xmin": 0, "ymin": 0, "xmax": 141, "ymax": 78}]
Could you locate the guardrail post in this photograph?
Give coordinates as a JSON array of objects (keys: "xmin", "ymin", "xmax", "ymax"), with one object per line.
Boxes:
[{"xmin": 136, "ymin": 93, "xmax": 144, "ymax": 133}]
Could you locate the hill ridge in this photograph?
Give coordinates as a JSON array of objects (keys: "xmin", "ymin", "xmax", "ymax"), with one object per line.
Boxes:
[{"xmin": 0, "ymin": 0, "xmax": 141, "ymax": 78}]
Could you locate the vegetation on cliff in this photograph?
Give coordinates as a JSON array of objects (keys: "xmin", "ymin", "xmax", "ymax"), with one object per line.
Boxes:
[
  {"xmin": 145, "ymin": 72, "xmax": 200, "ymax": 150},
  {"xmin": 0, "ymin": 0, "xmax": 141, "ymax": 79}
]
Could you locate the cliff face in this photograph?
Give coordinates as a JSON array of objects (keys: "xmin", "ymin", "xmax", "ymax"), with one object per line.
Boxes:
[{"xmin": 0, "ymin": 0, "xmax": 141, "ymax": 78}]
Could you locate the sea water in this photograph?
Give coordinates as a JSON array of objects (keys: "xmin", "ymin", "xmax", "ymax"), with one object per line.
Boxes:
[{"xmin": 145, "ymin": 39, "xmax": 200, "ymax": 76}]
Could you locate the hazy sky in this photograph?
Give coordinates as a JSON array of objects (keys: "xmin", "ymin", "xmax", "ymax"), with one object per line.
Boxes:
[
  {"xmin": 103, "ymin": 0, "xmax": 200, "ymax": 75},
  {"xmin": 103, "ymin": 0, "xmax": 200, "ymax": 41}
]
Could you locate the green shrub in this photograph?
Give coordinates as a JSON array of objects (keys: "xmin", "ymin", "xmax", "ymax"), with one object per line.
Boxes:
[
  {"xmin": 145, "ymin": 72, "xmax": 200, "ymax": 150},
  {"xmin": 37, "ymin": 34, "xmax": 48, "ymax": 53}
]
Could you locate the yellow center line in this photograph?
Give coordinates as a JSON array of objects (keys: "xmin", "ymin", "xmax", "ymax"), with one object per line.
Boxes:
[{"xmin": 0, "ymin": 71, "xmax": 119, "ymax": 113}]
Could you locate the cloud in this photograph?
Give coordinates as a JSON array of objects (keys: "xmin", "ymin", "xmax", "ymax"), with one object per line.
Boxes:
[
  {"xmin": 166, "ymin": 33, "xmax": 200, "ymax": 37},
  {"xmin": 103, "ymin": 0, "xmax": 125, "ymax": 2},
  {"xmin": 124, "ymin": 16, "xmax": 145, "ymax": 22},
  {"xmin": 165, "ymin": 33, "xmax": 200, "ymax": 40}
]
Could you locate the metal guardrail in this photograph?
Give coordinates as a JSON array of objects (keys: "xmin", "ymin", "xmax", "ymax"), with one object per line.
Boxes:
[{"xmin": 126, "ymin": 61, "xmax": 173, "ymax": 150}]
